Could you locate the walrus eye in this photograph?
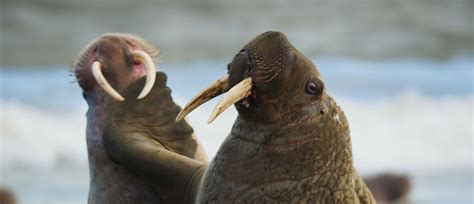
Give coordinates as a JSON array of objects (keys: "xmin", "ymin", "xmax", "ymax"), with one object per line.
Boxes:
[{"xmin": 306, "ymin": 79, "xmax": 323, "ymax": 95}]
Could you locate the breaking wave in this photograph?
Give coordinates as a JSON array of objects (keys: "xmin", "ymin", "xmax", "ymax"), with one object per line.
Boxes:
[{"xmin": 2, "ymin": 92, "xmax": 472, "ymax": 174}]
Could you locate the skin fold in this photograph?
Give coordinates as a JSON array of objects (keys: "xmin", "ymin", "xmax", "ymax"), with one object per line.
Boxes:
[
  {"xmin": 103, "ymin": 73, "xmax": 208, "ymax": 203},
  {"xmin": 192, "ymin": 31, "xmax": 376, "ymax": 203},
  {"xmin": 72, "ymin": 33, "xmax": 207, "ymax": 204}
]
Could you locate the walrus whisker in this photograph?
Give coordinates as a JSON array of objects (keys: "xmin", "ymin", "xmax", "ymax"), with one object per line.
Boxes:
[
  {"xmin": 132, "ymin": 50, "xmax": 157, "ymax": 100},
  {"xmin": 254, "ymin": 67, "xmax": 280, "ymax": 83},
  {"xmin": 92, "ymin": 61, "xmax": 126, "ymax": 101},
  {"xmin": 257, "ymin": 66, "xmax": 279, "ymax": 75},
  {"xmin": 257, "ymin": 69, "xmax": 277, "ymax": 80},
  {"xmin": 262, "ymin": 68, "xmax": 281, "ymax": 82},
  {"xmin": 208, "ymin": 77, "xmax": 253, "ymax": 124},
  {"xmin": 255, "ymin": 66, "xmax": 279, "ymax": 80},
  {"xmin": 175, "ymin": 75, "xmax": 230, "ymax": 122}
]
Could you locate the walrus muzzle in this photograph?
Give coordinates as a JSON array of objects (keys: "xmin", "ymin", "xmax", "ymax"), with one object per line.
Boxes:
[
  {"xmin": 92, "ymin": 50, "xmax": 157, "ymax": 101},
  {"xmin": 176, "ymin": 75, "xmax": 253, "ymax": 123}
]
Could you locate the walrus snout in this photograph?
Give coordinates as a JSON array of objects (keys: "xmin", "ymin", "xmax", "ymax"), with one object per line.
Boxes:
[
  {"xmin": 72, "ymin": 33, "xmax": 159, "ymax": 101},
  {"xmin": 177, "ymin": 31, "xmax": 320, "ymax": 123}
]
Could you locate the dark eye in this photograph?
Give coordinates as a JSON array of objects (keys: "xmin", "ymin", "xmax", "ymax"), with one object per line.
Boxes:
[
  {"xmin": 305, "ymin": 79, "xmax": 323, "ymax": 95},
  {"xmin": 227, "ymin": 63, "xmax": 231, "ymax": 71}
]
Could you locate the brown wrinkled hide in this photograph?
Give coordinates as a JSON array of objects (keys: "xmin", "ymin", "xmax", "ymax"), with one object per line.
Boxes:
[
  {"xmin": 103, "ymin": 73, "xmax": 207, "ymax": 203},
  {"xmin": 108, "ymin": 73, "xmax": 206, "ymax": 160},
  {"xmin": 198, "ymin": 31, "xmax": 375, "ymax": 203}
]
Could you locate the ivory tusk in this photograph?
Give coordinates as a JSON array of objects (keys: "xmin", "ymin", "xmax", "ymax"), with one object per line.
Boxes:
[
  {"xmin": 175, "ymin": 75, "xmax": 230, "ymax": 122},
  {"xmin": 92, "ymin": 61, "xmax": 125, "ymax": 101},
  {"xmin": 207, "ymin": 77, "xmax": 252, "ymax": 124},
  {"xmin": 132, "ymin": 50, "xmax": 157, "ymax": 100}
]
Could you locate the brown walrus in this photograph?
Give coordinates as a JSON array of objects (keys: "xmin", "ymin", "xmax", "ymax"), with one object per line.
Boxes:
[
  {"xmin": 0, "ymin": 187, "xmax": 17, "ymax": 204},
  {"xmin": 177, "ymin": 31, "xmax": 376, "ymax": 203},
  {"xmin": 364, "ymin": 173, "xmax": 411, "ymax": 203},
  {"xmin": 72, "ymin": 33, "xmax": 207, "ymax": 203}
]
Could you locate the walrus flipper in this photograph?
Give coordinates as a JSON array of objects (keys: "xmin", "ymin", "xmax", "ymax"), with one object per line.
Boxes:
[{"xmin": 103, "ymin": 127, "xmax": 206, "ymax": 204}]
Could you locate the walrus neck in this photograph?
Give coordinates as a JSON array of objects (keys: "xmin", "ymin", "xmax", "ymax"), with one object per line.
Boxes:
[
  {"xmin": 84, "ymin": 91, "xmax": 116, "ymax": 142},
  {"xmin": 229, "ymin": 96, "xmax": 355, "ymax": 178}
]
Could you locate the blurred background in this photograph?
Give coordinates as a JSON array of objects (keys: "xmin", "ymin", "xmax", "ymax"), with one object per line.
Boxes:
[{"xmin": 1, "ymin": 0, "xmax": 472, "ymax": 203}]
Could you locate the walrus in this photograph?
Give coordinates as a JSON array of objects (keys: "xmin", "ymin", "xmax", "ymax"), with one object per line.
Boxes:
[
  {"xmin": 364, "ymin": 173, "xmax": 411, "ymax": 203},
  {"xmin": 72, "ymin": 33, "xmax": 207, "ymax": 203},
  {"xmin": 177, "ymin": 31, "xmax": 376, "ymax": 203},
  {"xmin": 0, "ymin": 187, "xmax": 17, "ymax": 204}
]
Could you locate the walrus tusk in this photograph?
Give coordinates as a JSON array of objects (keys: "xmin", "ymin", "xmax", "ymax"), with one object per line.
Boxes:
[
  {"xmin": 175, "ymin": 75, "xmax": 230, "ymax": 122},
  {"xmin": 91, "ymin": 51, "xmax": 156, "ymax": 101},
  {"xmin": 92, "ymin": 61, "xmax": 125, "ymax": 101},
  {"xmin": 132, "ymin": 50, "xmax": 156, "ymax": 100},
  {"xmin": 207, "ymin": 77, "xmax": 252, "ymax": 124}
]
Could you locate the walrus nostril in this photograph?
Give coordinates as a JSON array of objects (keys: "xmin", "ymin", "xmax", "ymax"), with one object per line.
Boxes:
[
  {"xmin": 132, "ymin": 50, "xmax": 157, "ymax": 100},
  {"xmin": 133, "ymin": 60, "xmax": 141, "ymax": 66}
]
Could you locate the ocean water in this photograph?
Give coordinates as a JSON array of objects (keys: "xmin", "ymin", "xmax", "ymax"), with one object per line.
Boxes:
[{"xmin": 0, "ymin": 57, "xmax": 473, "ymax": 203}]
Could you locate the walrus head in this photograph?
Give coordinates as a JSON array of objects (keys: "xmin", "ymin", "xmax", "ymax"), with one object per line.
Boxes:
[
  {"xmin": 177, "ymin": 31, "xmax": 326, "ymax": 125},
  {"xmin": 72, "ymin": 33, "xmax": 159, "ymax": 102}
]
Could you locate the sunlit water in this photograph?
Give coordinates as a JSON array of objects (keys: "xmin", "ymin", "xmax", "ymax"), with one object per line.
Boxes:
[{"xmin": 1, "ymin": 57, "xmax": 473, "ymax": 203}]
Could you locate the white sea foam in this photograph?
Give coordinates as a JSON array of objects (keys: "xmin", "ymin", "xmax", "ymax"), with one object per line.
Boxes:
[
  {"xmin": 2, "ymin": 92, "xmax": 470, "ymax": 174},
  {"xmin": 0, "ymin": 100, "xmax": 88, "ymax": 171}
]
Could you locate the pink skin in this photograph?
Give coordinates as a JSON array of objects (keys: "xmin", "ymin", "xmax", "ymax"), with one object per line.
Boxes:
[
  {"xmin": 83, "ymin": 42, "xmax": 146, "ymax": 92},
  {"xmin": 124, "ymin": 42, "xmax": 147, "ymax": 84}
]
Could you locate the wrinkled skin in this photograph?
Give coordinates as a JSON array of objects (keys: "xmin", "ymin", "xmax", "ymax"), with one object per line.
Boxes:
[
  {"xmin": 73, "ymin": 33, "xmax": 207, "ymax": 204},
  {"xmin": 103, "ymin": 73, "xmax": 207, "ymax": 203},
  {"xmin": 197, "ymin": 31, "xmax": 376, "ymax": 203}
]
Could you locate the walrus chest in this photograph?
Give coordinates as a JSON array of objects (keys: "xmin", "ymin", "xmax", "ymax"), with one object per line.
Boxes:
[{"xmin": 198, "ymin": 135, "xmax": 357, "ymax": 203}]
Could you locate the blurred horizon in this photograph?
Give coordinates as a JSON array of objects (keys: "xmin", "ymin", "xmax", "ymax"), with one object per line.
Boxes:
[{"xmin": 1, "ymin": 0, "xmax": 473, "ymax": 67}]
